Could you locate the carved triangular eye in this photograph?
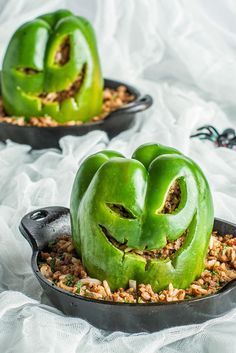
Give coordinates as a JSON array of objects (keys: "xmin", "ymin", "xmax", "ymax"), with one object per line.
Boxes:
[
  {"xmin": 17, "ymin": 67, "xmax": 42, "ymax": 75},
  {"xmin": 54, "ymin": 36, "xmax": 70, "ymax": 66},
  {"xmin": 106, "ymin": 203, "xmax": 136, "ymax": 219},
  {"xmin": 159, "ymin": 180, "xmax": 181, "ymax": 214}
]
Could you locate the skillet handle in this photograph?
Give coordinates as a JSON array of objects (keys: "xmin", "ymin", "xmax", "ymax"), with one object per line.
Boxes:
[
  {"xmin": 116, "ymin": 94, "xmax": 153, "ymax": 114},
  {"xmin": 19, "ymin": 206, "xmax": 71, "ymax": 251}
]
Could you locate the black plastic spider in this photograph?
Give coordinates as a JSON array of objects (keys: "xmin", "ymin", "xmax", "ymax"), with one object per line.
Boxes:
[{"xmin": 191, "ymin": 125, "xmax": 236, "ymax": 149}]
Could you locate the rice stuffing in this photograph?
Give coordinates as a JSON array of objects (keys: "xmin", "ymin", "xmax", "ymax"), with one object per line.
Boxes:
[{"xmin": 39, "ymin": 232, "xmax": 236, "ymax": 303}]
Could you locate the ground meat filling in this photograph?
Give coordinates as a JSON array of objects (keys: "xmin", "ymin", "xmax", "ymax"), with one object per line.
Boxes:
[
  {"xmin": 39, "ymin": 232, "xmax": 236, "ymax": 303},
  {"xmin": 141, "ymin": 234, "xmax": 186, "ymax": 260},
  {"xmin": 0, "ymin": 85, "xmax": 135, "ymax": 127},
  {"xmin": 54, "ymin": 36, "xmax": 70, "ymax": 66}
]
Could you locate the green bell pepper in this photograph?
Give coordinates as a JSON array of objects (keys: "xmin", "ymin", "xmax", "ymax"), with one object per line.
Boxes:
[
  {"xmin": 1, "ymin": 9, "xmax": 103, "ymax": 123},
  {"xmin": 70, "ymin": 143, "xmax": 214, "ymax": 291}
]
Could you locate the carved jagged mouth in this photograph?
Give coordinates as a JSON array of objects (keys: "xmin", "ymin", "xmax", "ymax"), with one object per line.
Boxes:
[
  {"xmin": 39, "ymin": 64, "xmax": 86, "ymax": 104},
  {"xmin": 99, "ymin": 225, "xmax": 186, "ymax": 261},
  {"xmin": 17, "ymin": 65, "xmax": 86, "ymax": 106}
]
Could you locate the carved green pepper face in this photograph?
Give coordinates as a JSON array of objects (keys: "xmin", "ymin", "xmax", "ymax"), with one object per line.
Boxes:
[
  {"xmin": 70, "ymin": 144, "xmax": 214, "ymax": 291},
  {"xmin": 1, "ymin": 10, "xmax": 103, "ymax": 123}
]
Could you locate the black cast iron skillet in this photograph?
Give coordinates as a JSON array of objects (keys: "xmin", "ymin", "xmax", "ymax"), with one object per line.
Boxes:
[
  {"xmin": 19, "ymin": 206, "xmax": 236, "ymax": 333},
  {"xmin": 0, "ymin": 79, "xmax": 153, "ymax": 149}
]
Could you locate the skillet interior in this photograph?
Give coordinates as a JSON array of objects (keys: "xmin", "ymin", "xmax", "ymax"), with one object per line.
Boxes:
[
  {"xmin": 0, "ymin": 78, "xmax": 153, "ymax": 149},
  {"xmin": 19, "ymin": 206, "xmax": 236, "ymax": 332}
]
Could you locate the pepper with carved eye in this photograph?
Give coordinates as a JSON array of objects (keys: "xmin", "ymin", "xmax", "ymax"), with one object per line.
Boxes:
[
  {"xmin": 70, "ymin": 143, "xmax": 214, "ymax": 291},
  {"xmin": 1, "ymin": 9, "xmax": 103, "ymax": 123}
]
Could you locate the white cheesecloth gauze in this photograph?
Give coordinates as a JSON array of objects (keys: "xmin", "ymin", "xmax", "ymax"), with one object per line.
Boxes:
[{"xmin": 0, "ymin": 1, "xmax": 235, "ymax": 352}]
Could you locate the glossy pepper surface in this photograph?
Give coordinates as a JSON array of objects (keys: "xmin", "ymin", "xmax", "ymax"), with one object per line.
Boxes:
[
  {"xmin": 1, "ymin": 9, "xmax": 103, "ymax": 123},
  {"xmin": 70, "ymin": 143, "xmax": 214, "ymax": 291}
]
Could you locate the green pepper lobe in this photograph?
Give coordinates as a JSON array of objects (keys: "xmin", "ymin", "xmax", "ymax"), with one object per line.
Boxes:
[
  {"xmin": 70, "ymin": 143, "xmax": 214, "ymax": 291},
  {"xmin": 1, "ymin": 9, "xmax": 103, "ymax": 123}
]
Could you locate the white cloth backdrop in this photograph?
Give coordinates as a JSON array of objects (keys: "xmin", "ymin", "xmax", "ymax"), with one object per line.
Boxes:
[{"xmin": 0, "ymin": 0, "xmax": 236, "ymax": 352}]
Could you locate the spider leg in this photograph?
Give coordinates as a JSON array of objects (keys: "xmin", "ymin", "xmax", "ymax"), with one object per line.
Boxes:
[
  {"xmin": 190, "ymin": 132, "xmax": 214, "ymax": 141},
  {"xmin": 198, "ymin": 125, "xmax": 220, "ymax": 137}
]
